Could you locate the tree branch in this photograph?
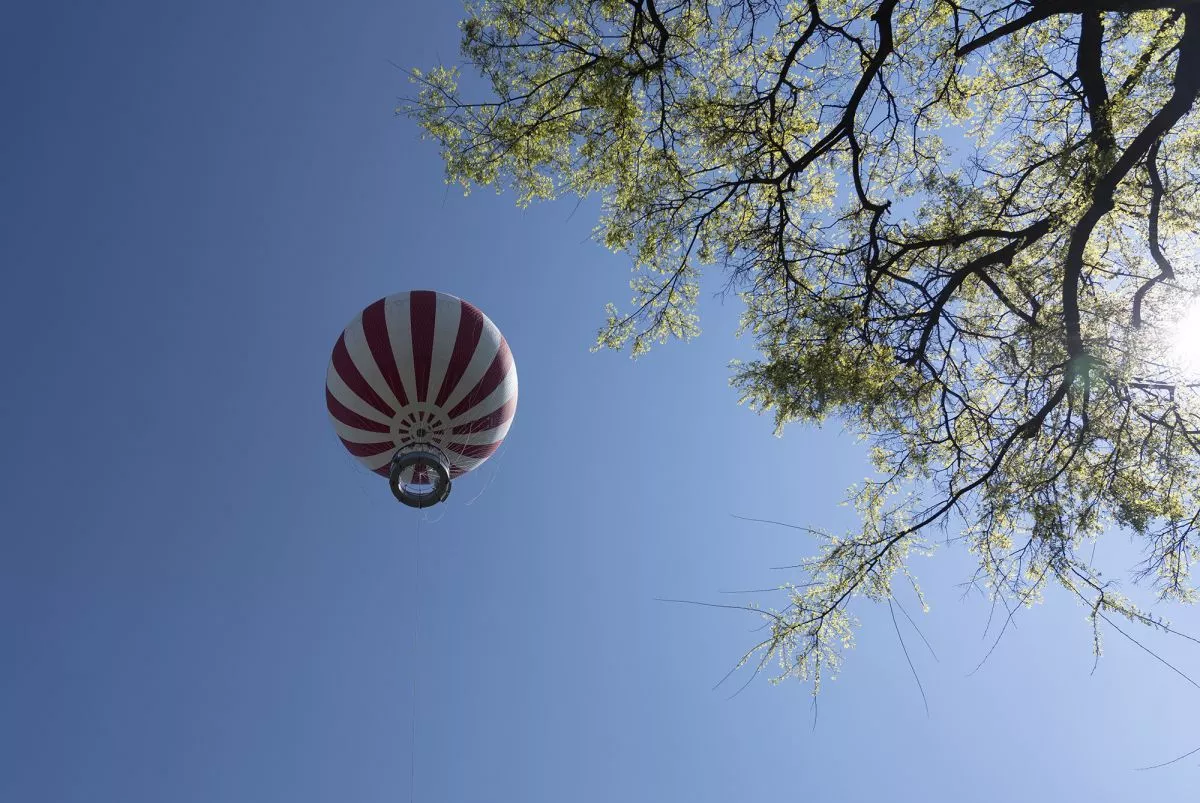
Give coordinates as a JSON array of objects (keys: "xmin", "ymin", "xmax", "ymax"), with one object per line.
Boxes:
[{"xmin": 1132, "ymin": 140, "xmax": 1178, "ymax": 327}]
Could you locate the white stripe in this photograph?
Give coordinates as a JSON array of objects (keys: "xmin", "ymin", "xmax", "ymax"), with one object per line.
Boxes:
[
  {"xmin": 447, "ymin": 453, "xmax": 483, "ymax": 473},
  {"xmin": 426, "ymin": 295, "xmax": 462, "ymax": 406},
  {"xmin": 445, "ymin": 369, "xmax": 517, "ymax": 425},
  {"xmin": 385, "ymin": 294, "xmax": 419, "ymax": 407},
  {"xmin": 342, "ymin": 313, "xmax": 404, "ymax": 415},
  {"xmin": 326, "ymin": 364, "xmax": 392, "ymax": 426},
  {"xmin": 331, "ymin": 418, "xmax": 397, "ymax": 446},
  {"xmin": 441, "ymin": 316, "xmax": 502, "ymax": 414},
  {"xmin": 444, "ymin": 422, "xmax": 511, "ymax": 450},
  {"xmin": 362, "ymin": 449, "xmax": 394, "ymax": 472}
]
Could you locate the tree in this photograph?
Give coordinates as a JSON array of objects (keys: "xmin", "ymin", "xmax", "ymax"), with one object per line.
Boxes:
[{"xmin": 404, "ymin": 0, "xmax": 1200, "ymax": 691}]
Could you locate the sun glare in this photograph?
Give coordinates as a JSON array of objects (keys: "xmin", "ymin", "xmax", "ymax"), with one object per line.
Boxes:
[{"xmin": 1169, "ymin": 297, "xmax": 1200, "ymax": 377}]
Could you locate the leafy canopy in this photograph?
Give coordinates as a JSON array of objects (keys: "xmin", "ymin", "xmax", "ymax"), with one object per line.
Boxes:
[{"xmin": 406, "ymin": 0, "xmax": 1200, "ymax": 691}]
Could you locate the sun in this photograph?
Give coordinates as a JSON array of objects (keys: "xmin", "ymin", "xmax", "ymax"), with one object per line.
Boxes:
[{"xmin": 1168, "ymin": 296, "xmax": 1200, "ymax": 377}]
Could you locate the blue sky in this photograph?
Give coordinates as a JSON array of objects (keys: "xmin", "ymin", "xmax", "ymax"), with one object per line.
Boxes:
[{"xmin": 2, "ymin": 2, "xmax": 1196, "ymax": 801}]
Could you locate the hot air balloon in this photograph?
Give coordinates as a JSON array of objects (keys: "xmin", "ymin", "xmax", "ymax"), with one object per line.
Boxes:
[{"xmin": 326, "ymin": 290, "xmax": 517, "ymax": 508}]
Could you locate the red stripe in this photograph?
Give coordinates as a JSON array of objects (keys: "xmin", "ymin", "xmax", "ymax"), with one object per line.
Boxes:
[
  {"xmin": 326, "ymin": 388, "xmax": 391, "ymax": 433},
  {"xmin": 373, "ymin": 465, "xmax": 390, "ymax": 478},
  {"xmin": 362, "ymin": 298, "xmax": 410, "ymax": 408},
  {"xmin": 434, "ymin": 301, "xmax": 484, "ymax": 408},
  {"xmin": 332, "ymin": 333, "xmax": 395, "ymax": 418},
  {"xmin": 451, "ymin": 396, "xmax": 517, "ymax": 436},
  {"xmin": 449, "ymin": 466, "xmax": 465, "ymax": 478},
  {"xmin": 447, "ymin": 339, "xmax": 513, "ymax": 420},
  {"xmin": 410, "ymin": 290, "xmax": 437, "ymax": 403},
  {"xmin": 445, "ymin": 440, "xmax": 502, "ymax": 460},
  {"xmin": 339, "ymin": 437, "xmax": 396, "ymax": 458}
]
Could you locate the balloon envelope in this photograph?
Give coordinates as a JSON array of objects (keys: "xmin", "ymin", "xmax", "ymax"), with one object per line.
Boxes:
[{"xmin": 326, "ymin": 291, "xmax": 518, "ymax": 490}]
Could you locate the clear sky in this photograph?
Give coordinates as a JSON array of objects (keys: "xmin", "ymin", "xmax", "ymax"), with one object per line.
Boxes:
[{"xmin": 2, "ymin": 2, "xmax": 1196, "ymax": 801}]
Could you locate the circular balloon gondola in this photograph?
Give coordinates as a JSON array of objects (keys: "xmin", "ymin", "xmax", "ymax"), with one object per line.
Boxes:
[{"xmin": 326, "ymin": 291, "xmax": 517, "ymax": 507}]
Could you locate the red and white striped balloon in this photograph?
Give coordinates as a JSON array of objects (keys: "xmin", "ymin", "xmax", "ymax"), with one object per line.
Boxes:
[{"xmin": 326, "ymin": 290, "xmax": 517, "ymax": 480}]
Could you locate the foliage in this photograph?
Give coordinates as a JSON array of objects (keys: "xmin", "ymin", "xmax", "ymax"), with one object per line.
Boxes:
[{"xmin": 404, "ymin": 0, "xmax": 1200, "ymax": 691}]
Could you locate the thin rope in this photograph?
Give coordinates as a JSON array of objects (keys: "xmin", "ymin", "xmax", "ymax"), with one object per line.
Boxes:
[
  {"xmin": 464, "ymin": 444, "xmax": 504, "ymax": 506},
  {"xmin": 410, "ymin": 514, "xmax": 422, "ymax": 803}
]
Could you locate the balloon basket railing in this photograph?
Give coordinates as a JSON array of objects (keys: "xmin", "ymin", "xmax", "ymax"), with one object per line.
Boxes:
[{"xmin": 389, "ymin": 444, "xmax": 452, "ymax": 508}]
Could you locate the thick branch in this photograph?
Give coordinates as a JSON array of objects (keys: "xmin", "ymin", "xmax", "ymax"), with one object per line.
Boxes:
[
  {"xmin": 632, "ymin": 0, "xmax": 670, "ymax": 62},
  {"xmin": 958, "ymin": 0, "xmax": 1200, "ymax": 58},
  {"xmin": 1062, "ymin": 8, "xmax": 1200, "ymax": 358},
  {"xmin": 1078, "ymin": 11, "xmax": 1115, "ymax": 154}
]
